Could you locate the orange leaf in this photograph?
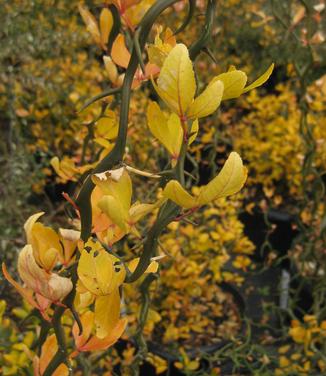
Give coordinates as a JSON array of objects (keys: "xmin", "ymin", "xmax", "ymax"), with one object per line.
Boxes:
[
  {"xmin": 81, "ymin": 317, "xmax": 127, "ymax": 351},
  {"xmin": 111, "ymin": 34, "xmax": 131, "ymax": 69}
]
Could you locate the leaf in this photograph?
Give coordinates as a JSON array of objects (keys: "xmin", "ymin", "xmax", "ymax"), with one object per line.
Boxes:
[
  {"xmin": 188, "ymin": 119, "xmax": 199, "ymax": 144},
  {"xmin": 72, "ymin": 311, "xmax": 94, "ymax": 350},
  {"xmin": 30, "ymin": 222, "xmax": 62, "ymax": 271},
  {"xmin": 93, "ymin": 167, "xmax": 124, "ymax": 182},
  {"xmin": 147, "ymin": 101, "xmax": 173, "ymax": 152},
  {"xmin": 78, "ymin": 244, "xmax": 113, "ymax": 296},
  {"xmin": 37, "ymin": 334, "xmax": 69, "ymax": 376},
  {"xmin": 163, "ymin": 152, "xmax": 247, "ymax": 208},
  {"xmin": 92, "ymin": 169, "xmax": 132, "ymax": 212},
  {"xmin": 163, "ymin": 180, "xmax": 197, "ymax": 209},
  {"xmin": 17, "ymin": 245, "xmax": 72, "ymax": 302},
  {"xmin": 24, "ymin": 212, "xmax": 45, "ymax": 244},
  {"xmin": 242, "ymin": 63, "xmax": 274, "ymax": 93},
  {"xmin": 47, "ymin": 273, "xmax": 74, "ymax": 302},
  {"xmin": 147, "ymin": 102, "xmax": 198, "ymax": 161},
  {"xmin": 129, "ymin": 202, "xmax": 157, "ymax": 223},
  {"xmin": 124, "ymin": 165, "xmax": 161, "ymax": 179},
  {"xmin": 187, "ymin": 79, "xmax": 224, "ymax": 119},
  {"xmin": 95, "ymin": 115, "xmax": 118, "ymax": 140},
  {"xmin": 50, "ymin": 157, "xmax": 79, "ymax": 181},
  {"xmin": 197, "ymin": 152, "xmax": 247, "ymax": 205},
  {"xmin": 152, "ymin": 44, "xmax": 195, "ymax": 116},
  {"xmin": 98, "ymin": 195, "xmax": 129, "ymax": 231},
  {"xmin": 95, "ymin": 289, "xmax": 121, "ymax": 338},
  {"xmin": 78, "ymin": 240, "xmax": 126, "ymax": 297},
  {"xmin": 59, "ymin": 228, "xmax": 80, "ymax": 265},
  {"xmin": 2, "ymin": 262, "xmax": 38, "ymax": 310},
  {"xmin": 100, "ymin": 8, "xmax": 113, "ymax": 48},
  {"xmin": 213, "ymin": 70, "xmax": 247, "ymax": 100},
  {"xmin": 78, "ymin": 4, "xmax": 102, "ymax": 48},
  {"xmin": 111, "ymin": 34, "xmax": 131, "ymax": 69},
  {"xmin": 103, "ymin": 56, "xmax": 120, "ymax": 86},
  {"xmin": 147, "ymin": 27, "xmax": 176, "ymax": 68},
  {"xmin": 83, "ymin": 317, "xmax": 127, "ymax": 351}
]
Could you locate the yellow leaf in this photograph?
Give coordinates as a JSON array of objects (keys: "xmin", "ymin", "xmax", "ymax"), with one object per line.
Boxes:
[
  {"xmin": 129, "ymin": 202, "xmax": 158, "ymax": 223},
  {"xmin": 163, "ymin": 180, "xmax": 197, "ymax": 209},
  {"xmin": 188, "ymin": 119, "xmax": 199, "ymax": 144},
  {"xmin": 95, "ymin": 115, "xmax": 118, "ymax": 140},
  {"xmin": 147, "ymin": 102, "xmax": 198, "ymax": 162},
  {"xmin": 213, "ymin": 70, "xmax": 247, "ymax": 100},
  {"xmin": 163, "ymin": 152, "xmax": 247, "ymax": 208},
  {"xmin": 98, "ymin": 195, "xmax": 129, "ymax": 231},
  {"xmin": 77, "ymin": 240, "xmax": 126, "ymax": 296},
  {"xmin": 59, "ymin": 228, "xmax": 80, "ymax": 266},
  {"xmin": 187, "ymin": 79, "xmax": 224, "ymax": 119},
  {"xmin": 24, "ymin": 212, "xmax": 45, "ymax": 243},
  {"xmin": 111, "ymin": 34, "xmax": 131, "ymax": 69},
  {"xmin": 197, "ymin": 152, "xmax": 247, "ymax": 205},
  {"xmin": 30, "ymin": 223, "xmax": 61, "ymax": 271},
  {"xmin": 147, "ymin": 101, "xmax": 174, "ymax": 153},
  {"xmin": 187, "ymin": 360, "xmax": 200, "ymax": 370},
  {"xmin": 78, "ymin": 246, "xmax": 112, "ymax": 296},
  {"xmin": 92, "ymin": 168, "xmax": 132, "ymax": 212},
  {"xmin": 103, "ymin": 56, "xmax": 120, "ymax": 86},
  {"xmin": 95, "ymin": 289, "xmax": 121, "ymax": 338},
  {"xmin": 78, "ymin": 4, "xmax": 102, "ymax": 48},
  {"xmin": 152, "ymin": 44, "xmax": 195, "ymax": 117},
  {"xmin": 242, "ymin": 63, "xmax": 274, "ymax": 93},
  {"xmin": 147, "ymin": 27, "xmax": 176, "ymax": 68},
  {"xmin": 100, "ymin": 8, "xmax": 113, "ymax": 47},
  {"xmin": 24, "ymin": 212, "xmax": 62, "ymax": 271},
  {"xmin": 50, "ymin": 157, "xmax": 79, "ymax": 181}
]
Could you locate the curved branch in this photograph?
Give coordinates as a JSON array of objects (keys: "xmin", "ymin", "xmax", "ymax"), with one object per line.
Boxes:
[
  {"xmin": 174, "ymin": 0, "xmax": 196, "ymax": 35},
  {"xmin": 189, "ymin": 0, "xmax": 216, "ymax": 60},
  {"xmin": 76, "ymin": 0, "xmax": 183, "ymax": 242}
]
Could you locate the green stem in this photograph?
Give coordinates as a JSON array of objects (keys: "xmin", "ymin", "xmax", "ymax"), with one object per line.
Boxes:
[
  {"xmin": 174, "ymin": 0, "xmax": 196, "ymax": 35},
  {"xmin": 131, "ymin": 274, "xmax": 158, "ymax": 375},
  {"xmin": 189, "ymin": 0, "xmax": 216, "ymax": 60},
  {"xmin": 78, "ymin": 87, "xmax": 121, "ymax": 113},
  {"xmin": 43, "ymin": 306, "xmax": 70, "ymax": 376},
  {"xmin": 76, "ymin": 0, "xmax": 183, "ymax": 242},
  {"xmin": 43, "ymin": 267, "xmax": 78, "ymax": 376}
]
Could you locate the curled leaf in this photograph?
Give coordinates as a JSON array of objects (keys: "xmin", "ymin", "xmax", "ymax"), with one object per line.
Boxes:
[
  {"xmin": 163, "ymin": 152, "xmax": 247, "ymax": 208},
  {"xmin": 17, "ymin": 245, "xmax": 72, "ymax": 302}
]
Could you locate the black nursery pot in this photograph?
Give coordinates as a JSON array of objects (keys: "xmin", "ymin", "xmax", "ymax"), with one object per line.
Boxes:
[{"xmin": 240, "ymin": 208, "xmax": 315, "ymax": 320}]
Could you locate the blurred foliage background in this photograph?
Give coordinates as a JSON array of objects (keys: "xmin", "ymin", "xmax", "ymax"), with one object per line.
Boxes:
[{"xmin": 0, "ymin": 0, "xmax": 325, "ymax": 375}]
